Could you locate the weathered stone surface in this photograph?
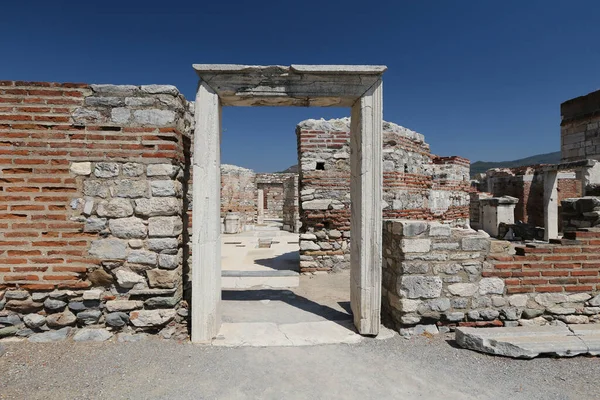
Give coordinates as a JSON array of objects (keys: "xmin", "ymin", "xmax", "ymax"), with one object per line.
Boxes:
[
  {"xmin": 97, "ymin": 198, "xmax": 134, "ymax": 218},
  {"xmin": 31, "ymin": 293, "xmax": 48, "ymax": 302},
  {"xmin": 158, "ymin": 253, "xmax": 180, "ymax": 270},
  {"xmin": 534, "ymin": 293, "xmax": 568, "ymax": 307},
  {"xmin": 114, "ymin": 268, "xmax": 145, "ymax": 289},
  {"xmin": 89, "ymin": 238, "xmax": 128, "ymax": 260},
  {"xmin": 146, "ymin": 164, "xmax": 179, "ymax": 178},
  {"xmin": 85, "ymin": 96, "xmax": 124, "ymax": 107},
  {"xmin": 399, "ymin": 221, "xmax": 429, "ymax": 237},
  {"xmin": 522, "ymin": 308, "xmax": 544, "ymax": 319},
  {"xmin": 147, "ymin": 269, "xmax": 179, "ymax": 289},
  {"xmin": 428, "ymin": 298, "xmax": 450, "ymax": 312},
  {"xmin": 113, "ymin": 180, "xmax": 148, "ymax": 198},
  {"xmin": 568, "ymin": 293, "xmax": 591, "ymax": 303},
  {"xmin": 0, "ymin": 315, "xmax": 21, "ymax": 326},
  {"xmin": 0, "ymin": 326, "xmax": 18, "ymax": 338},
  {"xmin": 105, "ymin": 300, "xmax": 143, "ymax": 312},
  {"xmin": 400, "ymin": 239, "xmax": 431, "ymax": 253},
  {"xmin": 91, "ymin": 84, "xmax": 139, "ymax": 96},
  {"xmin": 5, "ymin": 291, "xmax": 29, "ymax": 300},
  {"xmin": 479, "ymin": 309, "xmax": 500, "ymax": 320},
  {"xmin": 109, "ymin": 217, "xmax": 147, "ymax": 239},
  {"xmin": 462, "ymin": 237, "xmax": 489, "ymax": 251},
  {"xmin": 429, "ymin": 224, "xmax": 451, "ymax": 237},
  {"xmin": 122, "ymin": 162, "xmax": 145, "ymax": 177},
  {"xmin": 117, "ymin": 333, "xmax": 147, "ymax": 342},
  {"xmin": 299, "ymin": 233, "xmax": 316, "ymax": 241},
  {"xmin": 134, "ymin": 198, "xmax": 180, "ymax": 217},
  {"xmin": 445, "ymin": 312, "xmax": 465, "ymax": 322},
  {"xmin": 73, "ymin": 328, "xmax": 113, "ymax": 342},
  {"xmin": 23, "ymin": 314, "xmax": 46, "ymax": 330},
  {"xmin": 70, "ymin": 162, "xmax": 92, "ymax": 176},
  {"xmin": 479, "ymin": 278, "xmax": 505, "ymax": 295},
  {"xmin": 88, "ymin": 269, "xmax": 114, "ymax": 287},
  {"xmin": 72, "ymin": 108, "xmax": 102, "ymax": 124},
  {"xmin": 128, "ymin": 239, "xmax": 144, "ymax": 249},
  {"xmin": 68, "ymin": 301, "xmax": 86, "ymax": 312},
  {"xmin": 148, "ymin": 217, "xmax": 182, "ymax": 237},
  {"xmin": 302, "ymin": 199, "xmax": 331, "ymax": 210},
  {"xmin": 141, "ymin": 84, "xmax": 179, "ymax": 95},
  {"xmin": 5, "ymin": 299, "xmax": 43, "ymax": 313},
  {"xmin": 94, "ymin": 162, "xmax": 120, "ymax": 178},
  {"xmin": 145, "ymin": 295, "xmax": 180, "ymax": 308},
  {"xmin": 150, "ymin": 180, "xmax": 182, "ymax": 197},
  {"xmin": 399, "ymin": 276, "xmax": 442, "ymax": 299},
  {"xmin": 84, "ymin": 217, "xmax": 107, "ymax": 233},
  {"xmin": 82, "ymin": 289, "xmax": 103, "ymax": 301},
  {"xmin": 127, "ymin": 250, "xmax": 157, "ymax": 265},
  {"xmin": 44, "ymin": 298, "xmax": 67, "ymax": 312},
  {"xmin": 77, "ymin": 310, "xmax": 102, "ymax": 325},
  {"xmin": 146, "ymin": 238, "xmax": 179, "ymax": 251},
  {"xmin": 508, "ymin": 294, "xmax": 528, "ymax": 308},
  {"xmin": 548, "ymin": 306, "xmax": 577, "ymax": 315},
  {"xmin": 448, "ymin": 283, "xmax": 478, "ymax": 297},
  {"xmin": 28, "ymin": 327, "xmax": 71, "ymax": 342},
  {"xmin": 299, "ymin": 241, "xmax": 320, "ymax": 251},
  {"xmin": 133, "ymin": 109, "xmax": 175, "ymax": 126},
  {"xmin": 46, "ymin": 310, "xmax": 77, "ymax": 328},
  {"xmin": 456, "ymin": 326, "xmax": 588, "ymax": 359},
  {"xmin": 588, "ymin": 294, "xmax": 600, "ymax": 307},
  {"xmin": 83, "ymin": 180, "xmax": 110, "ymax": 198},
  {"xmin": 106, "ymin": 312, "xmax": 130, "ymax": 327},
  {"xmin": 129, "ymin": 309, "xmax": 176, "ymax": 327},
  {"xmin": 111, "ymin": 107, "xmax": 131, "ymax": 124}
]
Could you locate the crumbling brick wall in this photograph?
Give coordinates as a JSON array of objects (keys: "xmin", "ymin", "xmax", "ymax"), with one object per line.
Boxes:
[
  {"xmin": 0, "ymin": 81, "xmax": 192, "ymax": 340},
  {"xmin": 221, "ymin": 164, "xmax": 256, "ymax": 226},
  {"xmin": 561, "ymin": 89, "xmax": 600, "ymax": 162},
  {"xmin": 383, "ymin": 219, "xmax": 600, "ymax": 333},
  {"xmin": 297, "ymin": 118, "xmax": 470, "ymax": 273}
]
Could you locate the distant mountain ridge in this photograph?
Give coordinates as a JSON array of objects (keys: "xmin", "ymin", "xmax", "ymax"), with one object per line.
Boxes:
[{"xmin": 470, "ymin": 151, "xmax": 561, "ymax": 177}]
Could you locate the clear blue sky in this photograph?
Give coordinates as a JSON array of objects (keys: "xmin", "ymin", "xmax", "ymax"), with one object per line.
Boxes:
[{"xmin": 2, "ymin": 0, "xmax": 600, "ymax": 172}]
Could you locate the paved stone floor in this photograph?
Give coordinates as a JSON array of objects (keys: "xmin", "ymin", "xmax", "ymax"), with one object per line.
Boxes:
[{"xmin": 2, "ymin": 332, "xmax": 599, "ymax": 399}]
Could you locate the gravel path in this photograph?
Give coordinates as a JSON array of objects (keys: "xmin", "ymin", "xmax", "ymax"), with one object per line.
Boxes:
[{"xmin": 1, "ymin": 333, "xmax": 598, "ymax": 399}]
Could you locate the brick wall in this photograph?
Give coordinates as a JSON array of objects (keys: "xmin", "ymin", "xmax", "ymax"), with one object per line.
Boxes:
[
  {"xmin": 561, "ymin": 89, "xmax": 600, "ymax": 162},
  {"xmin": 221, "ymin": 164, "xmax": 256, "ymax": 226},
  {"xmin": 297, "ymin": 118, "xmax": 470, "ymax": 272},
  {"xmin": 256, "ymin": 173, "xmax": 296, "ymax": 219},
  {"xmin": 0, "ymin": 81, "xmax": 192, "ymax": 340}
]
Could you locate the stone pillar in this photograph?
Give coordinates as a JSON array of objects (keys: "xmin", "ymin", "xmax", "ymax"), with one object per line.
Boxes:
[
  {"xmin": 257, "ymin": 188, "xmax": 264, "ymax": 224},
  {"xmin": 480, "ymin": 196, "xmax": 519, "ymax": 237},
  {"xmin": 544, "ymin": 170, "xmax": 559, "ymax": 241},
  {"xmin": 349, "ymin": 79, "xmax": 382, "ymax": 336},
  {"xmin": 191, "ymin": 81, "xmax": 222, "ymax": 343}
]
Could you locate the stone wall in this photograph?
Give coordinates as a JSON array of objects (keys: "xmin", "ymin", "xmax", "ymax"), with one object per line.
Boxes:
[
  {"xmin": 469, "ymin": 191, "xmax": 492, "ymax": 230},
  {"xmin": 479, "ymin": 167, "xmax": 581, "ymax": 228},
  {"xmin": 0, "ymin": 81, "xmax": 192, "ymax": 340},
  {"xmin": 561, "ymin": 89, "xmax": 600, "ymax": 162},
  {"xmin": 562, "ymin": 197, "xmax": 600, "ymax": 230},
  {"xmin": 221, "ymin": 164, "xmax": 256, "ymax": 226},
  {"xmin": 297, "ymin": 118, "xmax": 470, "ymax": 273},
  {"xmin": 256, "ymin": 173, "xmax": 296, "ymax": 219},
  {"xmin": 383, "ymin": 219, "xmax": 600, "ymax": 334},
  {"xmin": 282, "ymin": 175, "xmax": 300, "ymax": 233}
]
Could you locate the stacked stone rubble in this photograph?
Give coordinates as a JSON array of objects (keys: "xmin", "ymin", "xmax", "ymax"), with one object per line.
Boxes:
[{"xmin": 562, "ymin": 197, "xmax": 600, "ymax": 230}]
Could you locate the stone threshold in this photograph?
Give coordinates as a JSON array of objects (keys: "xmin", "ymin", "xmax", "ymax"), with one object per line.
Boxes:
[
  {"xmin": 456, "ymin": 325, "xmax": 600, "ymax": 358},
  {"xmin": 221, "ymin": 270, "xmax": 299, "ymax": 277}
]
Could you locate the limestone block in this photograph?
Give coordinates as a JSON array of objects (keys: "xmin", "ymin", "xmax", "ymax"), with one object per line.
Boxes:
[
  {"xmin": 109, "ymin": 217, "xmax": 146, "ymax": 239},
  {"xmin": 105, "ymin": 300, "xmax": 144, "ymax": 312},
  {"xmin": 141, "ymin": 84, "xmax": 179, "ymax": 95},
  {"xmin": 125, "ymin": 97, "xmax": 156, "ymax": 107},
  {"xmin": 299, "ymin": 233, "xmax": 317, "ymax": 241},
  {"xmin": 589, "ymin": 294, "xmax": 600, "ymax": 307},
  {"xmin": 400, "ymin": 299, "xmax": 422, "ymax": 312},
  {"xmin": 148, "ymin": 217, "xmax": 183, "ymax": 237},
  {"xmin": 84, "ymin": 217, "xmax": 107, "ymax": 233},
  {"xmin": 535, "ymin": 293, "xmax": 568, "ymax": 307},
  {"xmin": 128, "ymin": 239, "xmax": 144, "ymax": 249},
  {"xmin": 563, "ymin": 315, "xmax": 589, "ymax": 324},
  {"xmin": 83, "ymin": 198, "xmax": 94, "ymax": 216},
  {"xmin": 428, "ymin": 298, "xmax": 450, "ymax": 312},
  {"xmin": 147, "ymin": 269, "xmax": 179, "ymax": 289},
  {"xmin": 568, "ymin": 293, "xmax": 592, "ymax": 303},
  {"xmin": 83, "ymin": 180, "xmax": 110, "ymax": 198},
  {"xmin": 400, "ymin": 261, "xmax": 430, "ymax": 274},
  {"xmin": 146, "ymin": 238, "xmax": 179, "ymax": 251},
  {"xmin": 94, "ymin": 162, "xmax": 120, "ymax": 178},
  {"xmin": 548, "ymin": 306, "xmax": 577, "ymax": 315},
  {"xmin": 300, "ymin": 241, "xmax": 320, "ymax": 251},
  {"xmin": 328, "ymin": 230, "xmax": 342, "ymax": 239},
  {"xmin": 445, "ymin": 312, "xmax": 465, "ymax": 322},
  {"xmin": 133, "ymin": 109, "xmax": 175, "ymax": 126},
  {"xmin": 158, "ymin": 252, "xmax": 180, "ymax": 270},
  {"xmin": 134, "ymin": 198, "xmax": 180, "ymax": 217},
  {"xmin": 113, "ymin": 268, "xmax": 146, "ymax": 289},
  {"xmin": 122, "ymin": 163, "xmax": 145, "ymax": 177},
  {"xmin": 399, "ymin": 276, "xmax": 442, "ymax": 299},
  {"xmin": 508, "ymin": 294, "xmax": 528, "ymax": 307},
  {"xmin": 91, "ymin": 84, "xmax": 139, "ymax": 96},
  {"xmin": 127, "ymin": 250, "xmax": 158, "ymax": 266},
  {"xmin": 429, "ymin": 223, "xmax": 451, "ymax": 237},
  {"xmin": 113, "ymin": 180, "xmax": 149, "ymax": 198},
  {"xmin": 97, "ymin": 198, "xmax": 134, "ymax": 218},
  {"xmin": 129, "ymin": 309, "xmax": 176, "ymax": 327},
  {"xmin": 82, "ymin": 289, "xmax": 103, "ymax": 301},
  {"xmin": 479, "ymin": 278, "xmax": 505, "ymax": 295},
  {"xmin": 400, "ymin": 314, "xmax": 421, "ymax": 325},
  {"xmin": 111, "ymin": 107, "xmax": 131, "ymax": 124},
  {"xmin": 70, "ymin": 162, "xmax": 92, "ymax": 176},
  {"xmin": 89, "ymin": 238, "xmax": 128, "ymax": 260},
  {"xmin": 73, "ymin": 328, "xmax": 113, "ymax": 342},
  {"xmin": 302, "ymin": 199, "xmax": 331, "ymax": 210},
  {"xmin": 400, "ymin": 239, "xmax": 431, "ymax": 253},
  {"xmin": 146, "ymin": 164, "xmax": 179, "ymax": 178},
  {"xmin": 448, "ymin": 283, "xmax": 478, "ymax": 297},
  {"xmin": 85, "ymin": 96, "xmax": 124, "ymax": 107},
  {"xmin": 72, "ymin": 108, "xmax": 102, "ymax": 124},
  {"xmin": 462, "ymin": 236, "xmax": 490, "ymax": 251},
  {"xmin": 399, "ymin": 221, "xmax": 429, "ymax": 237},
  {"xmin": 150, "ymin": 180, "xmax": 182, "ymax": 197}
]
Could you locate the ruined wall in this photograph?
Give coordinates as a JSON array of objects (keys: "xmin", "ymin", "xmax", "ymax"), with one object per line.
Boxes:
[
  {"xmin": 483, "ymin": 167, "xmax": 581, "ymax": 227},
  {"xmin": 297, "ymin": 118, "xmax": 470, "ymax": 273},
  {"xmin": 221, "ymin": 164, "xmax": 256, "ymax": 226},
  {"xmin": 256, "ymin": 173, "xmax": 296, "ymax": 219},
  {"xmin": 282, "ymin": 175, "xmax": 300, "ymax": 233},
  {"xmin": 561, "ymin": 89, "xmax": 600, "ymax": 162},
  {"xmin": 562, "ymin": 197, "xmax": 600, "ymax": 231},
  {"xmin": 383, "ymin": 219, "xmax": 600, "ymax": 333},
  {"xmin": 0, "ymin": 81, "xmax": 192, "ymax": 340},
  {"xmin": 469, "ymin": 191, "xmax": 492, "ymax": 230}
]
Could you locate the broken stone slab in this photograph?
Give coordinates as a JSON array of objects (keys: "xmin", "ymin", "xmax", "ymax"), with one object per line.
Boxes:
[
  {"xmin": 455, "ymin": 326, "xmax": 588, "ymax": 359},
  {"xmin": 129, "ymin": 309, "xmax": 176, "ymax": 327}
]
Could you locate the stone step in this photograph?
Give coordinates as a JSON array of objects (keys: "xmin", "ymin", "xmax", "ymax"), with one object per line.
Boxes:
[
  {"xmin": 456, "ymin": 325, "xmax": 600, "ymax": 358},
  {"xmin": 221, "ymin": 270, "xmax": 299, "ymax": 289}
]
